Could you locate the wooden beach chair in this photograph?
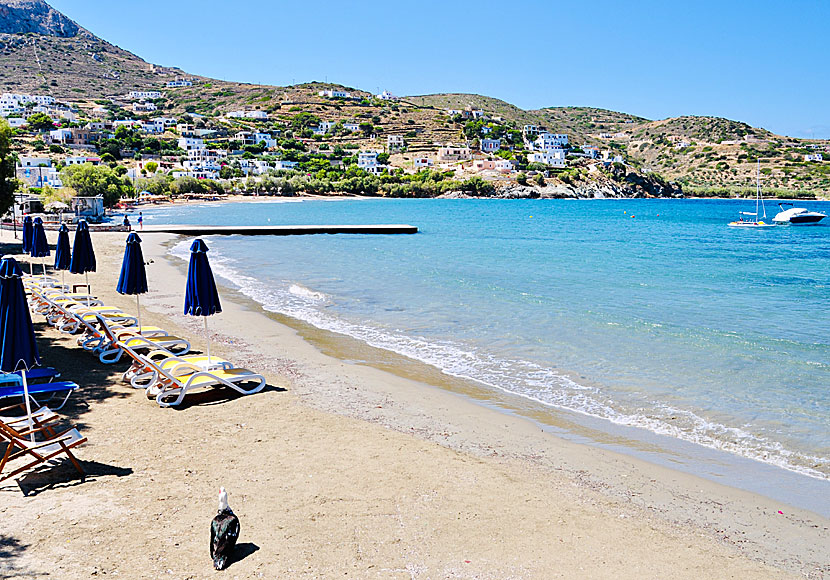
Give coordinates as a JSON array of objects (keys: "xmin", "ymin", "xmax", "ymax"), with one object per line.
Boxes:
[{"xmin": 0, "ymin": 420, "xmax": 86, "ymax": 483}]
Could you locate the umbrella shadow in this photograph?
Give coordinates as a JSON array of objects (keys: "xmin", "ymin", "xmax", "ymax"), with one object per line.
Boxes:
[
  {"xmin": 10, "ymin": 459, "xmax": 133, "ymax": 497},
  {"xmin": 0, "ymin": 534, "xmax": 48, "ymax": 579}
]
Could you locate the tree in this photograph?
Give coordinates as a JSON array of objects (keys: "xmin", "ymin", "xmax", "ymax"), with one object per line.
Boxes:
[
  {"xmin": 60, "ymin": 164, "xmax": 133, "ymax": 207},
  {"xmin": 359, "ymin": 122, "xmax": 374, "ymax": 136},
  {"xmin": 144, "ymin": 161, "xmax": 158, "ymax": 174},
  {"xmin": 0, "ymin": 119, "xmax": 18, "ymax": 217},
  {"xmin": 26, "ymin": 113, "xmax": 55, "ymax": 132}
]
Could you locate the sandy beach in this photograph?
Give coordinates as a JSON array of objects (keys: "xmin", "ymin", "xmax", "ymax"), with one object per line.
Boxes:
[{"xmin": 1, "ymin": 228, "xmax": 827, "ymax": 579}]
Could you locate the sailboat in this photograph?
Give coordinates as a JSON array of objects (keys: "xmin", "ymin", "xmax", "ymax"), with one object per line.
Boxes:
[{"xmin": 728, "ymin": 161, "xmax": 776, "ymax": 228}]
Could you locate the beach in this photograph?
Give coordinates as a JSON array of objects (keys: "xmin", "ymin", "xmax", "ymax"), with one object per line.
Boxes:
[{"xmin": 1, "ymin": 228, "xmax": 827, "ymax": 579}]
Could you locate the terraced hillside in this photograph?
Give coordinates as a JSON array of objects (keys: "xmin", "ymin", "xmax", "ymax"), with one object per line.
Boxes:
[{"xmin": 1, "ymin": 0, "xmax": 828, "ymax": 196}]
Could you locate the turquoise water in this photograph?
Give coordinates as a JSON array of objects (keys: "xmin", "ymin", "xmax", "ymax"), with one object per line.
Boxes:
[{"xmin": 141, "ymin": 198, "xmax": 830, "ymax": 480}]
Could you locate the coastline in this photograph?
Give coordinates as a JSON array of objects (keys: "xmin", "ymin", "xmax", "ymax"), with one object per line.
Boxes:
[{"xmin": 1, "ymin": 229, "xmax": 827, "ymax": 578}]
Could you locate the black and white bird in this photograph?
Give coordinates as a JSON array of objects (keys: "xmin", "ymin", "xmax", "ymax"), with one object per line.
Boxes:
[{"xmin": 210, "ymin": 487, "xmax": 240, "ymax": 570}]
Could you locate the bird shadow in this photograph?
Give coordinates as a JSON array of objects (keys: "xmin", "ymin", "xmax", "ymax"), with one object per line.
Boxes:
[
  {"xmin": 9, "ymin": 459, "xmax": 133, "ymax": 497},
  {"xmin": 228, "ymin": 542, "xmax": 260, "ymax": 568}
]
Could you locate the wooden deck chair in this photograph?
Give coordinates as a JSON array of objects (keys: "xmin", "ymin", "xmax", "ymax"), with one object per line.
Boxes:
[{"xmin": 0, "ymin": 421, "xmax": 86, "ymax": 483}]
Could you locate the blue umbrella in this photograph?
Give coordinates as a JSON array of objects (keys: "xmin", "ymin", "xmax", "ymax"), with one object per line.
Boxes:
[
  {"xmin": 69, "ymin": 220, "xmax": 96, "ymax": 306},
  {"xmin": 0, "ymin": 257, "xmax": 41, "ymax": 440},
  {"xmin": 184, "ymin": 239, "xmax": 221, "ymax": 363},
  {"xmin": 21, "ymin": 216, "xmax": 33, "ymax": 275},
  {"xmin": 116, "ymin": 233, "xmax": 148, "ymax": 331},
  {"xmin": 30, "ymin": 217, "xmax": 51, "ymax": 277},
  {"xmin": 54, "ymin": 224, "xmax": 72, "ymax": 287}
]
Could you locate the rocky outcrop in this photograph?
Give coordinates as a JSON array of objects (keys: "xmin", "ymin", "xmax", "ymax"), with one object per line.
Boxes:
[{"xmin": 0, "ymin": 0, "xmax": 80, "ymax": 37}]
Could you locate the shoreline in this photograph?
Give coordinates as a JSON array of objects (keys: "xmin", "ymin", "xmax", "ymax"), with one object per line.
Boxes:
[{"xmin": 1, "ymin": 228, "xmax": 827, "ymax": 578}]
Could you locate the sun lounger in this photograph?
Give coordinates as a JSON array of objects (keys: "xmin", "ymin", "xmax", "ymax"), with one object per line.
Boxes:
[
  {"xmin": 0, "ymin": 368, "xmax": 61, "ymax": 385},
  {"xmin": 0, "ymin": 381, "xmax": 79, "ymax": 410},
  {"xmin": 149, "ymin": 365, "xmax": 266, "ymax": 408},
  {"xmin": 0, "ymin": 421, "xmax": 86, "ymax": 483},
  {"xmin": 123, "ymin": 348, "xmax": 232, "ymax": 390},
  {"xmin": 92, "ymin": 314, "xmax": 190, "ymax": 364},
  {"xmin": 0, "ymin": 406, "xmax": 60, "ymax": 433}
]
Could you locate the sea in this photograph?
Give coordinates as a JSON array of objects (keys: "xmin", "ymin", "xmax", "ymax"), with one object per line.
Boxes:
[{"xmin": 136, "ymin": 197, "xmax": 830, "ymax": 511}]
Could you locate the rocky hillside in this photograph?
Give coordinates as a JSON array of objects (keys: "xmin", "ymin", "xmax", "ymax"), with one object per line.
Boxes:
[
  {"xmin": 0, "ymin": 0, "xmax": 78, "ymax": 36},
  {"xmin": 1, "ymin": 1, "xmax": 828, "ymax": 197}
]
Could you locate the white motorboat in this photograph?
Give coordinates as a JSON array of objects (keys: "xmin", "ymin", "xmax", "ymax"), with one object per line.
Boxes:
[{"xmin": 772, "ymin": 203, "xmax": 827, "ymax": 224}]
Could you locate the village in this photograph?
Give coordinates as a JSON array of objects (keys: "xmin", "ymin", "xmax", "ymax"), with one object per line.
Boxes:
[{"xmin": 1, "ymin": 82, "xmax": 656, "ymax": 215}]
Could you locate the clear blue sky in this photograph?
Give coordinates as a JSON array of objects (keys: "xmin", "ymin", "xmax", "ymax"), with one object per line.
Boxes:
[{"xmin": 49, "ymin": 0, "xmax": 830, "ymax": 138}]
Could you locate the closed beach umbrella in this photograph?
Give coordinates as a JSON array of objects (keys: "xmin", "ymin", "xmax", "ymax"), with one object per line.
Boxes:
[
  {"xmin": 30, "ymin": 217, "xmax": 51, "ymax": 277},
  {"xmin": 54, "ymin": 224, "xmax": 72, "ymax": 287},
  {"xmin": 21, "ymin": 216, "xmax": 33, "ymax": 275},
  {"xmin": 116, "ymin": 233, "xmax": 148, "ymax": 332},
  {"xmin": 69, "ymin": 220, "xmax": 96, "ymax": 306},
  {"xmin": 184, "ymin": 239, "xmax": 221, "ymax": 364},
  {"xmin": 0, "ymin": 257, "xmax": 41, "ymax": 441}
]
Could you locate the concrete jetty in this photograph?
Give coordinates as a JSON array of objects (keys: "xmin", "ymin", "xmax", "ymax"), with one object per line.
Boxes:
[{"xmin": 142, "ymin": 224, "xmax": 418, "ymax": 236}]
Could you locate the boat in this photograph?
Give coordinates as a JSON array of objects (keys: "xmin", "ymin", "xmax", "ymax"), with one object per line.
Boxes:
[
  {"xmin": 772, "ymin": 203, "xmax": 827, "ymax": 225},
  {"xmin": 728, "ymin": 161, "xmax": 776, "ymax": 228}
]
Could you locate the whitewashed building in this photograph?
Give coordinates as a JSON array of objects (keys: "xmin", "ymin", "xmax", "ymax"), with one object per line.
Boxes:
[
  {"xmin": 480, "ymin": 138, "xmax": 501, "ymax": 153},
  {"xmin": 387, "ymin": 135, "xmax": 405, "ymax": 152},
  {"xmin": 805, "ymin": 153, "xmax": 824, "ymax": 162},
  {"xmin": 376, "ymin": 90, "xmax": 398, "ymax": 101},
  {"xmin": 343, "ymin": 123, "xmax": 360, "ymax": 133},
  {"xmin": 178, "ymin": 137, "xmax": 205, "ymax": 151},
  {"xmin": 128, "ymin": 91, "xmax": 163, "ymax": 100},
  {"xmin": 528, "ymin": 149, "xmax": 566, "ymax": 168},
  {"xmin": 437, "ymin": 144, "xmax": 472, "ymax": 162},
  {"xmin": 226, "ymin": 110, "xmax": 269, "ymax": 120},
  {"xmin": 318, "ymin": 89, "xmax": 351, "ymax": 99},
  {"xmin": 413, "ymin": 157, "xmax": 433, "ymax": 168},
  {"xmin": 530, "ymin": 133, "xmax": 569, "ymax": 151},
  {"xmin": 274, "ymin": 160, "xmax": 299, "ymax": 171},
  {"xmin": 166, "ymin": 80, "xmax": 193, "ymax": 88}
]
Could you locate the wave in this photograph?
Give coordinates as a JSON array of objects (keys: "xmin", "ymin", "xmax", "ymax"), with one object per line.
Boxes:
[{"xmin": 169, "ymin": 240, "xmax": 830, "ymax": 481}]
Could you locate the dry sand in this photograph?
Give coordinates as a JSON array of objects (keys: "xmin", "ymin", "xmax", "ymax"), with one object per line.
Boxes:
[{"xmin": 0, "ymin": 229, "xmax": 827, "ymax": 579}]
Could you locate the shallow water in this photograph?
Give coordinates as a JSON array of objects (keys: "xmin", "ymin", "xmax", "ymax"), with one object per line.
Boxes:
[{"xmin": 140, "ymin": 197, "xmax": 830, "ymax": 481}]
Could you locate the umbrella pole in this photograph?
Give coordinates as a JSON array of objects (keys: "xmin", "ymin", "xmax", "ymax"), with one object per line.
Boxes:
[
  {"xmin": 21, "ymin": 370, "xmax": 35, "ymax": 443},
  {"xmin": 85, "ymin": 272, "xmax": 91, "ymax": 307},
  {"xmin": 205, "ymin": 316, "xmax": 210, "ymax": 365},
  {"xmin": 136, "ymin": 294, "xmax": 142, "ymax": 333},
  {"xmin": 41, "ymin": 258, "xmax": 46, "ymax": 277}
]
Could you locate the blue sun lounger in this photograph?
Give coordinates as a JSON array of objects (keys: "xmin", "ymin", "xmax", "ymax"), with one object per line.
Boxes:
[
  {"xmin": 0, "ymin": 380, "xmax": 79, "ymax": 410},
  {"xmin": 0, "ymin": 368, "xmax": 61, "ymax": 385}
]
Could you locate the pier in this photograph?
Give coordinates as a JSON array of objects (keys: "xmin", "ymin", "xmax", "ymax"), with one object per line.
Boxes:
[{"xmin": 142, "ymin": 224, "xmax": 418, "ymax": 236}]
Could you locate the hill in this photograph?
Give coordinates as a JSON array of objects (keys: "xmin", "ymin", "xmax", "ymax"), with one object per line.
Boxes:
[{"xmin": 1, "ymin": 0, "xmax": 828, "ymax": 198}]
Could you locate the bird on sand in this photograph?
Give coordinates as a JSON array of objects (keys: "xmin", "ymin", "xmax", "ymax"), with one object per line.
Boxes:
[{"xmin": 210, "ymin": 487, "xmax": 240, "ymax": 570}]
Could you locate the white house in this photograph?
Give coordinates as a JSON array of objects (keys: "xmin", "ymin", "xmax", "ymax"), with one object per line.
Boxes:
[
  {"xmin": 252, "ymin": 132, "xmax": 278, "ymax": 148},
  {"xmin": 1, "ymin": 93, "xmax": 55, "ymax": 106},
  {"xmin": 178, "ymin": 137, "xmax": 205, "ymax": 151},
  {"xmin": 226, "ymin": 110, "xmax": 269, "ymax": 120},
  {"xmin": 112, "ymin": 119, "xmax": 139, "ymax": 129},
  {"xmin": 528, "ymin": 149, "xmax": 566, "ymax": 168},
  {"xmin": 437, "ymin": 144, "xmax": 472, "ymax": 162},
  {"xmin": 530, "ymin": 133, "xmax": 568, "ymax": 151},
  {"xmin": 65, "ymin": 156, "xmax": 102, "ymax": 166},
  {"xmin": 153, "ymin": 116, "xmax": 178, "ymax": 128},
  {"xmin": 413, "ymin": 157, "xmax": 433, "ymax": 168},
  {"xmin": 358, "ymin": 150, "xmax": 379, "ymax": 170},
  {"xmin": 128, "ymin": 91, "xmax": 163, "ymax": 100},
  {"xmin": 6, "ymin": 118, "xmax": 27, "ymax": 129},
  {"xmin": 387, "ymin": 134, "xmax": 405, "ymax": 152},
  {"xmin": 274, "ymin": 160, "xmax": 298, "ymax": 171},
  {"xmin": 49, "ymin": 128, "xmax": 73, "ymax": 143},
  {"xmin": 166, "ymin": 80, "xmax": 193, "ymax": 88},
  {"xmin": 139, "ymin": 120, "xmax": 165, "ymax": 134},
  {"xmin": 343, "ymin": 123, "xmax": 360, "ymax": 133},
  {"xmin": 376, "ymin": 90, "xmax": 398, "ymax": 101},
  {"xmin": 480, "ymin": 138, "xmax": 501, "ymax": 153},
  {"xmin": 132, "ymin": 101, "xmax": 157, "ymax": 113},
  {"xmin": 805, "ymin": 153, "xmax": 824, "ymax": 162},
  {"xmin": 177, "ymin": 123, "xmax": 196, "ymax": 137},
  {"xmin": 318, "ymin": 89, "xmax": 351, "ymax": 99},
  {"xmin": 582, "ymin": 145, "xmax": 599, "ymax": 159},
  {"xmin": 18, "ymin": 156, "xmax": 52, "ymax": 168}
]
